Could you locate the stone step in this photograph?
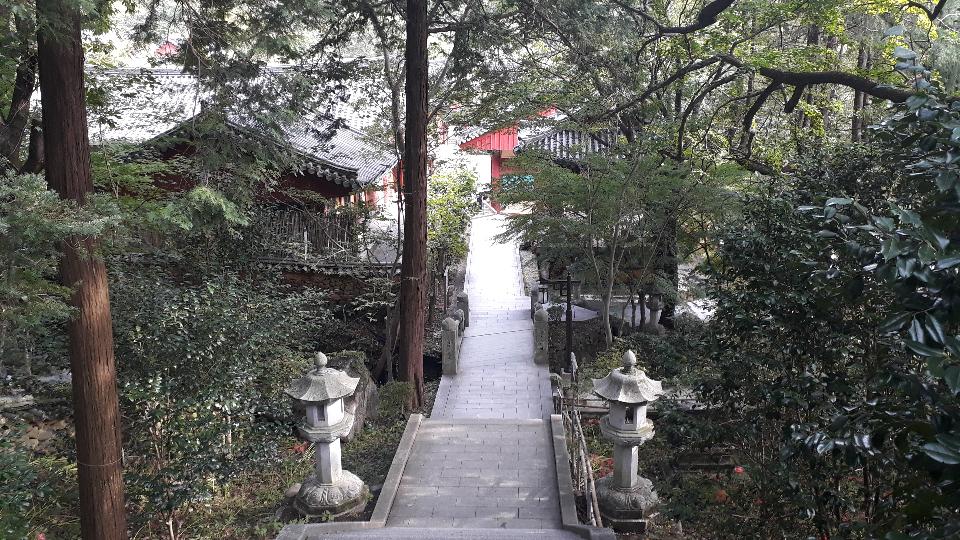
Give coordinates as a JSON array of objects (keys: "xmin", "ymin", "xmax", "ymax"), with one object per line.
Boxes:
[
  {"xmin": 422, "ymin": 418, "xmax": 546, "ymax": 426},
  {"xmin": 288, "ymin": 526, "xmax": 585, "ymax": 539}
]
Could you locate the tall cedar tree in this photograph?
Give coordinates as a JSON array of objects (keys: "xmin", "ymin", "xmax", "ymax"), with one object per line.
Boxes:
[
  {"xmin": 398, "ymin": 0, "xmax": 428, "ymax": 407},
  {"xmin": 36, "ymin": 1, "xmax": 128, "ymax": 538}
]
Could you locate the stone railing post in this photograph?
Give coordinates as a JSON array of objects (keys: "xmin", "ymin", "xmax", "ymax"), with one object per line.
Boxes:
[
  {"xmin": 453, "ymin": 308, "xmax": 466, "ymax": 334},
  {"xmin": 530, "ymin": 286, "xmax": 538, "ymax": 319},
  {"xmin": 441, "ymin": 317, "xmax": 460, "ymax": 375},
  {"xmin": 534, "ymin": 306, "xmax": 549, "ymax": 365},
  {"xmin": 456, "ymin": 292, "xmax": 469, "ymax": 327}
]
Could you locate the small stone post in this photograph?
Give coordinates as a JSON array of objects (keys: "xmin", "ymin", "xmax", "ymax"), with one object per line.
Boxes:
[
  {"xmin": 530, "ymin": 286, "xmax": 539, "ymax": 319},
  {"xmin": 285, "ymin": 353, "xmax": 368, "ymax": 517},
  {"xmin": 534, "ymin": 306, "xmax": 549, "ymax": 365},
  {"xmin": 591, "ymin": 350, "xmax": 663, "ymax": 531},
  {"xmin": 456, "ymin": 292, "xmax": 470, "ymax": 327},
  {"xmin": 642, "ymin": 295, "xmax": 665, "ymax": 335},
  {"xmin": 441, "ymin": 316, "xmax": 460, "ymax": 374},
  {"xmin": 453, "ymin": 308, "xmax": 466, "ymax": 334}
]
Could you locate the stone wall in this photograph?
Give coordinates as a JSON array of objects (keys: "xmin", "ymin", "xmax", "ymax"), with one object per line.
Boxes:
[
  {"xmin": 327, "ymin": 350, "xmax": 379, "ymax": 441},
  {"xmin": 279, "ymin": 271, "xmax": 374, "ymax": 301}
]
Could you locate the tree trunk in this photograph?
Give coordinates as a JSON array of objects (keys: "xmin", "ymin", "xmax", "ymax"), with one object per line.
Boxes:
[
  {"xmin": 658, "ymin": 219, "xmax": 679, "ymax": 329},
  {"xmin": 600, "ymin": 288, "xmax": 613, "ymax": 347},
  {"xmin": 20, "ymin": 118, "xmax": 44, "ymax": 174},
  {"xmin": 798, "ymin": 25, "xmax": 820, "ymax": 131},
  {"xmin": 0, "ymin": 13, "xmax": 36, "ymax": 171},
  {"xmin": 852, "ymin": 42, "xmax": 868, "ymax": 142},
  {"xmin": 375, "ymin": 301, "xmax": 401, "ymax": 383},
  {"xmin": 397, "ymin": 0, "xmax": 428, "ymax": 409},
  {"xmin": 427, "ymin": 263, "xmax": 436, "ymax": 326},
  {"xmin": 37, "ymin": 2, "xmax": 128, "ymax": 538}
]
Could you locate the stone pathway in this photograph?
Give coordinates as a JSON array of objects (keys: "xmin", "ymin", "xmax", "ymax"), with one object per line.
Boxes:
[
  {"xmin": 386, "ymin": 215, "xmax": 566, "ymax": 532},
  {"xmin": 431, "ymin": 214, "xmax": 552, "ymax": 420}
]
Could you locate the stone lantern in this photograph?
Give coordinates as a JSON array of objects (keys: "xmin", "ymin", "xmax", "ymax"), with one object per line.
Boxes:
[
  {"xmin": 285, "ymin": 352, "xmax": 368, "ymax": 517},
  {"xmin": 591, "ymin": 350, "xmax": 663, "ymax": 531}
]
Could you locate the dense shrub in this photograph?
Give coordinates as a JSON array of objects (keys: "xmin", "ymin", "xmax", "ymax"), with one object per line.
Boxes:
[
  {"xmin": 590, "ymin": 314, "xmax": 708, "ymax": 386},
  {"xmin": 0, "ymin": 431, "xmax": 78, "ymax": 538},
  {"xmin": 666, "ymin": 128, "xmax": 960, "ymax": 538},
  {"xmin": 110, "ymin": 269, "xmax": 330, "ymax": 538}
]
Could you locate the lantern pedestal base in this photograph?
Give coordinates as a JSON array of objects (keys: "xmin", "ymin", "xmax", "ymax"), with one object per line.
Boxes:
[
  {"xmin": 293, "ymin": 470, "xmax": 368, "ymax": 518},
  {"xmin": 595, "ymin": 474, "xmax": 658, "ymax": 533}
]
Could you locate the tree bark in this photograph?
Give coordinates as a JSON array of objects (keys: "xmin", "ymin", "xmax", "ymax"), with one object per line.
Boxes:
[
  {"xmin": 37, "ymin": 2, "xmax": 128, "ymax": 538},
  {"xmin": 600, "ymin": 289, "xmax": 613, "ymax": 347},
  {"xmin": 397, "ymin": 0, "xmax": 428, "ymax": 408},
  {"xmin": 427, "ymin": 263, "xmax": 436, "ymax": 325},
  {"xmin": 658, "ymin": 218, "xmax": 679, "ymax": 329},
  {"xmin": 852, "ymin": 42, "xmax": 866, "ymax": 142},
  {"xmin": 20, "ymin": 118, "xmax": 44, "ymax": 174},
  {"xmin": 0, "ymin": 14, "xmax": 37, "ymax": 171}
]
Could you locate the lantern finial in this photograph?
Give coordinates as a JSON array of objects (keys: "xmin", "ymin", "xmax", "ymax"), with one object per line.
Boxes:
[
  {"xmin": 314, "ymin": 352, "xmax": 328, "ymax": 369},
  {"xmin": 623, "ymin": 350, "xmax": 637, "ymax": 373}
]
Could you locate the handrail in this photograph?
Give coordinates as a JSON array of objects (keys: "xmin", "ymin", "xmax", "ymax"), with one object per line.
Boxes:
[{"xmin": 556, "ymin": 392, "xmax": 604, "ymax": 528}]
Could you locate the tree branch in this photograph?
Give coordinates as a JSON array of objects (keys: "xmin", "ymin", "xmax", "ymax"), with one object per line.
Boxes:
[
  {"xmin": 906, "ymin": 0, "xmax": 949, "ymax": 21},
  {"xmin": 720, "ymin": 54, "xmax": 913, "ymax": 103},
  {"xmin": 738, "ymin": 81, "xmax": 782, "ymax": 154},
  {"xmin": 676, "ymin": 72, "xmax": 739, "ymax": 157},
  {"xmin": 591, "ymin": 55, "xmax": 723, "ymax": 124},
  {"xmin": 660, "ymin": 0, "xmax": 736, "ymax": 35},
  {"xmin": 783, "ymin": 84, "xmax": 806, "ymax": 114},
  {"xmin": 611, "ymin": 0, "xmax": 736, "ymax": 36}
]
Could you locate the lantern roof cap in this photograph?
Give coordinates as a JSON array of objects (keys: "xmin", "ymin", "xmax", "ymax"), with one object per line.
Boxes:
[
  {"xmin": 285, "ymin": 352, "xmax": 359, "ymax": 402},
  {"xmin": 592, "ymin": 350, "xmax": 663, "ymax": 404}
]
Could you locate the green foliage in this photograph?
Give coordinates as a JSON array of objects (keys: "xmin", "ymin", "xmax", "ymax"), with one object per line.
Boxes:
[
  {"xmin": 377, "ymin": 381, "xmax": 414, "ymax": 422},
  {"xmin": 0, "ymin": 435, "xmax": 35, "ymax": 538},
  {"xmin": 110, "ymin": 269, "xmax": 329, "ymax": 537},
  {"xmin": 590, "ymin": 314, "xmax": 708, "ymax": 385},
  {"xmin": 674, "ymin": 97, "xmax": 960, "ymax": 535},
  {"xmin": 160, "ymin": 185, "xmax": 250, "ymax": 234},
  {"xmin": 341, "ymin": 419, "xmax": 407, "ymax": 487},
  {"xmin": 805, "ymin": 86, "xmax": 960, "ymax": 538},
  {"xmin": 0, "ymin": 173, "xmax": 120, "ymax": 372},
  {"xmin": 427, "ymin": 166, "xmax": 476, "ymax": 263},
  {"xmin": 348, "ymin": 276, "xmax": 396, "ymax": 326},
  {"xmin": 0, "ymin": 435, "xmax": 77, "ymax": 539},
  {"xmin": 500, "ymin": 146, "xmax": 720, "ymax": 343}
]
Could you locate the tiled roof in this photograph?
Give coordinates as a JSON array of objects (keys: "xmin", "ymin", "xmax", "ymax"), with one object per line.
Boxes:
[
  {"xmin": 87, "ymin": 68, "xmax": 397, "ymax": 190},
  {"xmin": 87, "ymin": 69, "xmax": 201, "ymax": 143},
  {"xmin": 517, "ymin": 127, "xmax": 620, "ymax": 160}
]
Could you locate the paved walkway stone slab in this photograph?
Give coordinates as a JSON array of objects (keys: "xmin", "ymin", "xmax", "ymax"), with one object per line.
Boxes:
[{"xmin": 311, "ymin": 527, "xmax": 584, "ymax": 539}]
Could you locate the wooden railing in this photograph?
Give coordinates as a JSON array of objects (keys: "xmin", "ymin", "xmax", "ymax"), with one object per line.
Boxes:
[
  {"xmin": 254, "ymin": 208, "xmax": 360, "ymax": 262},
  {"xmin": 555, "ymin": 381, "xmax": 604, "ymax": 528}
]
